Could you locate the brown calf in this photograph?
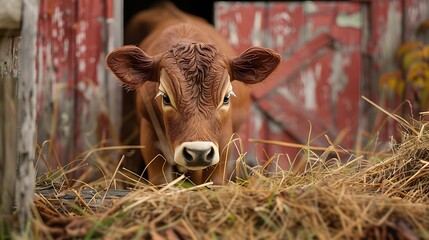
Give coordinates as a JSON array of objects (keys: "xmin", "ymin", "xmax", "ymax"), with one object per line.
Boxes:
[{"xmin": 106, "ymin": 2, "xmax": 280, "ymax": 185}]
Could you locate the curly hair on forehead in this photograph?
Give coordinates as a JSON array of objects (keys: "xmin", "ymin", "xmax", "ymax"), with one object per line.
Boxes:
[
  {"xmin": 170, "ymin": 42, "xmax": 217, "ymax": 83},
  {"xmin": 168, "ymin": 42, "xmax": 224, "ymax": 115}
]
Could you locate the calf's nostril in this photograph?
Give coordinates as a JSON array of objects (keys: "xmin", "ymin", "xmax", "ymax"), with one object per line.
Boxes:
[
  {"xmin": 183, "ymin": 147, "xmax": 193, "ymax": 162},
  {"xmin": 206, "ymin": 147, "xmax": 214, "ymax": 162}
]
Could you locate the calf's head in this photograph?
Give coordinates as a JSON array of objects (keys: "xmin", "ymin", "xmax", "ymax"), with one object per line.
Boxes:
[{"xmin": 106, "ymin": 43, "xmax": 280, "ymax": 170}]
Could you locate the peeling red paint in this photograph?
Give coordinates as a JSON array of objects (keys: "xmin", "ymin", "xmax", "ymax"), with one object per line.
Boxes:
[
  {"xmin": 216, "ymin": 1, "xmax": 429, "ymax": 170},
  {"xmin": 36, "ymin": 0, "xmax": 115, "ymax": 176},
  {"xmin": 216, "ymin": 2, "xmax": 363, "ymax": 169}
]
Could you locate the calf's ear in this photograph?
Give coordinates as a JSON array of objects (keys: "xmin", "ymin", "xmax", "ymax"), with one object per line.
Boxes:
[
  {"xmin": 230, "ymin": 47, "xmax": 281, "ymax": 84},
  {"xmin": 105, "ymin": 46, "xmax": 159, "ymax": 89}
]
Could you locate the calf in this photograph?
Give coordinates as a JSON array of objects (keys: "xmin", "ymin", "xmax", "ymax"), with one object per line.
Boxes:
[{"xmin": 106, "ymin": 2, "xmax": 280, "ymax": 185}]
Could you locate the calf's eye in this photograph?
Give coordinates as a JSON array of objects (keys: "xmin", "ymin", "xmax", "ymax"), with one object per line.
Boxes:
[
  {"xmin": 223, "ymin": 91, "xmax": 235, "ymax": 105},
  {"xmin": 223, "ymin": 94, "xmax": 231, "ymax": 105},
  {"xmin": 162, "ymin": 94, "xmax": 171, "ymax": 105}
]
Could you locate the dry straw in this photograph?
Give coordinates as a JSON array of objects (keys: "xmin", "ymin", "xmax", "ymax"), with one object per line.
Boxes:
[{"xmin": 32, "ymin": 113, "xmax": 429, "ymax": 239}]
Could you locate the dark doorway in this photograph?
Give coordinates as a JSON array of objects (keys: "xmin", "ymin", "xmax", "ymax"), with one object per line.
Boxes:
[{"xmin": 123, "ymin": 0, "xmax": 215, "ymax": 29}]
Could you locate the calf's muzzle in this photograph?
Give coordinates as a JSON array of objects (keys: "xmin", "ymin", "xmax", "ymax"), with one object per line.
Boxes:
[{"xmin": 174, "ymin": 141, "xmax": 219, "ymax": 170}]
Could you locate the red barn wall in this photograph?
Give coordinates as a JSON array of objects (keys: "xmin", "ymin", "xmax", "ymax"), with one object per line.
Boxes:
[
  {"xmin": 35, "ymin": 0, "xmax": 122, "ymax": 175},
  {"xmin": 215, "ymin": 1, "xmax": 429, "ymax": 170}
]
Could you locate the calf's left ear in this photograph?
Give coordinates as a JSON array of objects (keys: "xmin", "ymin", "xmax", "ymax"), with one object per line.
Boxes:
[{"xmin": 230, "ymin": 47, "xmax": 281, "ymax": 84}]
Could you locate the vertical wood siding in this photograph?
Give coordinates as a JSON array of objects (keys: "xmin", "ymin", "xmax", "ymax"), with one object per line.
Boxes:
[{"xmin": 35, "ymin": 0, "xmax": 121, "ymax": 176}]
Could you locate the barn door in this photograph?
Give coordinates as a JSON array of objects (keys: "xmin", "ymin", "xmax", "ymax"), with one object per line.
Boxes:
[{"xmin": 215, "ymin": 2, "xmax": 362, "ymax": 169}]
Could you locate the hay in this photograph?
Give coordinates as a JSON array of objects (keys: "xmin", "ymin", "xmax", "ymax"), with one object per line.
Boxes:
[{"xmin": 32, "ymin": 120, "xmax": 429, "ymax": 240}]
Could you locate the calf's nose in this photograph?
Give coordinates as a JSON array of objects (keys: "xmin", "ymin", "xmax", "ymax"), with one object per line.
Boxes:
[
  {"xmin": 183, "ymin": 146, "xmax": 215, "ymax": 165},
  {"xmin": 174, "ymin": 141, "xmax": 219, "ymax": 170}
]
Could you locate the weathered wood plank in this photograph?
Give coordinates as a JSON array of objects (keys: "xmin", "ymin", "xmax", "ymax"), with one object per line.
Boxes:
[
  {"xmin": 0, "ymin": 35, "xmax": 20, "ymax": 227},
  {"xmin": 16, "ymin": 0, "xmax": 39, "ymax": 230},
  {"xmin": 35, "ymin": 0, "xmax": 122, "ymax": 179},
  {"xmin": 105, "ymin": 0, "xmax": 123, "ymax": 138},
  {"xmin": 366, "ymin": 0, "xmax": 405, "ymax": 141},
  {"xmin": 36, "ymin": 0, "xmax": 77, "ymax": 173},
  {"xmin": 37, "ymin": 189, "xmax": 130, "ymax": 210}
]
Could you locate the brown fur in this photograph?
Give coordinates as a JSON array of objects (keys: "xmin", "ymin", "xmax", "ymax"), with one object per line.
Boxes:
[{"xmin": 106, "ymin": 2, "xmax": 280, "ymax": 185}]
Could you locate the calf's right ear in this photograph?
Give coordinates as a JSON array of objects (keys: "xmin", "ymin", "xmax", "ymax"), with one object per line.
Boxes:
[{"xmin": 105, "ymin": 46, "xmax": 159, "ymax": 89}]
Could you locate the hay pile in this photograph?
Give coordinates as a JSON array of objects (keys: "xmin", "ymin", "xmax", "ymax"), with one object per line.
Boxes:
[{"xmin": 33, "ymin": 120, "xmax": 429, "ymax": 239}]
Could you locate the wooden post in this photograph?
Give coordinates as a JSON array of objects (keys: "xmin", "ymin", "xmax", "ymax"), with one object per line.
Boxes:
[
  {"xmin": 0, "ymin": 36, "xmax": 20, "ymax": 233},
  {"xmin": 16, "ymin": 0, "xmax": 39, "ymax": 232},
  {"xmin": 106, "ymin": 0, "xmax": 124, "ymax": 131},
  {"xmin": 0, "ymin": 0, "xmax": 22, "ymax": 235}
]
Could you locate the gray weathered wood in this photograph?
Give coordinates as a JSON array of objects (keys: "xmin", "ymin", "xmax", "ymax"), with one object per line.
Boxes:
[
  {"xmin": 16, "ymin": 0, "xmax": 39, "ymax": 231},
  {"xmin": 106, "ymin": 0, "xmax": 124, "ymax": 133},
  {"xmin": 0, "ymin": 35, "xmax": 20, "ymax": 228}
]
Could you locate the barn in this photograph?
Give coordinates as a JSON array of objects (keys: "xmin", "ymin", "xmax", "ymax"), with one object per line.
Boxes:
[{"xmin": 1, "ymin": 0, "xmax": 429, "ymax": 238}]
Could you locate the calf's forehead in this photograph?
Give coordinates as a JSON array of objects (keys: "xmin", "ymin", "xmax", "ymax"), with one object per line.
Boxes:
[{"xmin": 159, "ymin": 43, "xmax": 231, "ymax": 106}]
